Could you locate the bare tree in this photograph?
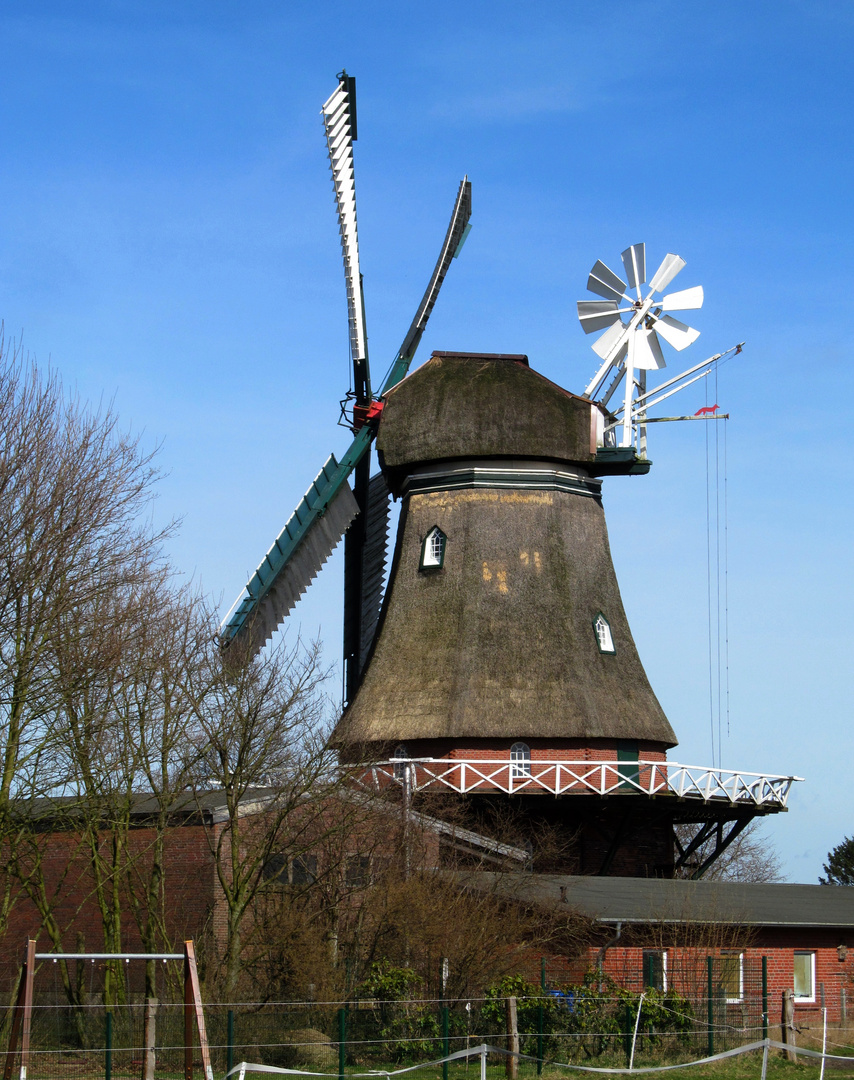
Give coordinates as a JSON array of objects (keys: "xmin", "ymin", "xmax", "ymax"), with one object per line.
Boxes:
[
  {"xmin": 184, "ymin": 627, "xmax": 334, "ymax": 998},
  {"xmin": 674, "ymin": 820, "xmax": 783, "ymax": 883},
  {"xmin": 0, "ymin": 334, "xmax": 176, "ymax": 1016}
]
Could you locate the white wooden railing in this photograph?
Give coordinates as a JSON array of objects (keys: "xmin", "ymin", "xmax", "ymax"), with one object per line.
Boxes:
[{"xmin": 353, "ymin": 758, "xmax": 802, "ymax": 808}]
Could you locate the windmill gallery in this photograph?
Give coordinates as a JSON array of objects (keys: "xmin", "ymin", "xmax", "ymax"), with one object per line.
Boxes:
[{"xmin": 4, "ymin": 73, "xmax": 852, "ymax": 1018}]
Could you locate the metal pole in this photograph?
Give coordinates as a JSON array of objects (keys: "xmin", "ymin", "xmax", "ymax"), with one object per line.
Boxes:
[
  {"xmin": 442, "ymin": 1007, "xmax": 449, "ymax": 1080},
  {"xmin": 105, "ymin": 1012, "xmax": 113, "ymax": 1080},
  {"xmin": 761, "ymin": 956, "xmax": 768, "ymax": 1042},
  {"xmin": 706, "ymin": 957, "xmax": 714, "ymax": 1057},
  {"xmin": 184, "ymin": 951, "xmax": 193, "ymax": 1080},
  {"xmin": 537, "ymin": 1000, "xmax": 543, "ymax": 1077},
  {"xmin": 629, "ymin": 992, "xmax": 645, "ymax": 1071},
  {"xmin": 760, "ymin": 1041, "xmax": 768, "ymax": 1080},
  {"xmin": 142, "ymin": 998, "xmax": 158, "ymax": 1080},
  {"xmin": 227, "ymin": 1011, "xmax": 234, "ymax": 1079},
  {"xmin": 480, "ymin": 1043, "xmax": 487, "ymax": 1080},
  {"xmin": 820, "ymin": 1007, "xmax": 827, "ymax": 1080},
  {"xmin": 338, "ymin": 1007, "xmax": 346, "ymax": 1080},
  {"xmin": 539, "ymin": 954, "xmax": 546, "ymax": 1074}
]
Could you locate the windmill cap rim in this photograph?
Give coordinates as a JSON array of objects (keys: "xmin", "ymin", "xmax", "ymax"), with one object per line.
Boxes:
[{"xmin": 430, "ymin": 351, "xmax": 529, "ymax": 365}]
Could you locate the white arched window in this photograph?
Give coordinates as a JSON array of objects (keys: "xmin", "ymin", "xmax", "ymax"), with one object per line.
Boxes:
[
  {"xmin": 393, "ymin": 743, "xmax": 409, "ymax": 780},
  {"xmin": 593, "ymin": 612, "xmax": 615, "ymax": 654},
  {"xmin": 420, "ymin": 526, "xmax": 447, "ymax": 569},
  {"xmin": 510, "ymin": 741, "xmax": 531, "ymax": 779}
]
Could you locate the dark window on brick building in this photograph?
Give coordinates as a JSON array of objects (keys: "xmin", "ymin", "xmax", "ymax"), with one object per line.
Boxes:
[
  {"xmin": 346, "ymin": 855, "xmax": 371, "ymax": 887},
  {"xmin": 643, "ymin": 950, "xmax": 666, "ymax": 991},
  {"xmin": 292, "ymin": 854, "xmax": 317, "ymax": 885}
]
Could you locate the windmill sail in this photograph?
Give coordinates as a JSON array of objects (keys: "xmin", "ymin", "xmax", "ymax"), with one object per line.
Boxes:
[
  {"xmin": 322, "ymin": 72, "xmax": 370, "ymax": 401},
  {"xmin": 382, "ymin": 177, "xmax": 472, "ymax": 393},
  {"xmin": 220, "ymin": 430, "xmax": 371, "ymax": 651},
  {"xmin": 359, "ymin": 472, "xmax": 391, "ymax": 671}
]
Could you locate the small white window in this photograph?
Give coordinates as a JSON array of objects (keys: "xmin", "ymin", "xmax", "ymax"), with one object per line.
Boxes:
[
  {"xmin": 593, "ymin": 612, "xmax": 615, "ymax": 653},
  {"xmin": 793, "ymin": 952, "xmax": 816, "ymax": 1001},
  {"xmin": 393, "ymin": 743, "xmax": 408, "ymax": 780},
  {"xmin": 420, "ymin": 526, "xmax": 447, "ymax": 569},
  {"xmin": 510, "ymin": 742, "xmax": 531, "ymax": 779}
]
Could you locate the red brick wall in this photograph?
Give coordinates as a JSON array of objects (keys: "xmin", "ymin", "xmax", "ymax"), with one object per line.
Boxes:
[
  {"xmin": 567, "ymin": 935, "xmax": 854, "ymax": 1023},
  {"xmin": 347, "ymin": 737, "xmax": 669, "ymax": 764},
  {"xmin": 0, "ymin": 823, "xmax": 218, "ymax": 993}
]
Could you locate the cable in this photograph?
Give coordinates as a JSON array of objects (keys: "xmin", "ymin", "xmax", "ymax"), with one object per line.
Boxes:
[
  {"xmin": 704, "ymin": 380, "xmax": 715, "ymax": 768},
  {"xmin": 724, "ymin": 416, "xmax": 730, "ymax": 740},
  {"xmin": 714, "ymin": 362, "xmax": 722, "ymax": 766}
]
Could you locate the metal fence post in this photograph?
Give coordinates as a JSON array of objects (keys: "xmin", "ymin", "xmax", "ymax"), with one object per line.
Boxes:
[
  {"xmin": 105, "ymin": 1011, "xmax": 113, "ymax": 1080},
  {"xmin": 480, "ymin": 1043, "xmax": 487, "ymax": 1080},
  {"xmin": 537, "ymin": 998, "xmax": 543, "ymax": 1077},
  {"xmin": 761, "ymin": 957, "xmax": 768, "ymax": 1042},
  {"xmin": 706, "ymin": 957, "xmax": 714, "ymax": 1057},
  {"xmin": 442, "ymin": 1007, "xmax": 449, "ymax": 1080},
  {"xmin": 227, "ymin": 1010, "xmax": 234, "ymax": 1078},
  {"xmin": 629, "ymin": 992, "xmax": 645, "ymax": 1071},
  {"xmin": 338, "ymin": 1007, "xmax": 347, "ymax": 1080}
]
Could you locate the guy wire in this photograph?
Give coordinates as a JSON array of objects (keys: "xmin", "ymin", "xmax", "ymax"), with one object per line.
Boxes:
[
  {"xmin": 704, "ymin": 378, "xmax": 715, "ymax": 768},
  {"xmin": 715, "ymin": 362, "xmax": 722, "ymax": 766},
  {"xmin": 724, "ymin": 404, "xmax": 730, "ymax": 739}
]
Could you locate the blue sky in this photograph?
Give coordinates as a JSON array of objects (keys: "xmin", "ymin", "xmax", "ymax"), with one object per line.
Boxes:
[{"xmin": 1, "ymin": 2, "xmax": 851, "ymax": 882}]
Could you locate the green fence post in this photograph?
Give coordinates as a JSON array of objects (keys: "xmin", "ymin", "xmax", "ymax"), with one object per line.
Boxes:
[
  {"xmin": 442, "ymin": 1007, "xmax": 449, "ymax": 1080},
  {"xmin": 537, "ymin": 1000, "xmax": 543, "ymax": 1077},
  {"xmin": 227, "ymin": 1009, "xmax": 235, "ymax": 1077},
  {"xmin": 761, "ymin": 957, "xmax": 768, "ymax": 1042},
  {"xmin": 338, "ymin": 1007, "xmax": 347, "ymax": 1080},
  {"xmin": 105, "ymin": 1011, "xmax": 113, "ymax": 1080},
  {"xmin": 539, "ymin": 954, "xmax": 546, "ymax": 1076},
  {"xmin": 706, "ymin": 957, "xmax": 714, "ymax": 1057}
]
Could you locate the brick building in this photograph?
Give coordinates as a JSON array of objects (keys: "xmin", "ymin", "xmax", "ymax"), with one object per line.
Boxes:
[{"xmin": 465, "ymin": 873, "xmax": 854, "ymax": 1024}]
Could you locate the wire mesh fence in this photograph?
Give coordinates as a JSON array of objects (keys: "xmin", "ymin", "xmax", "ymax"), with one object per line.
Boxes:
[{"xmin": 5, "ymin": 973, "xmax": 854, "ymax": 1080}]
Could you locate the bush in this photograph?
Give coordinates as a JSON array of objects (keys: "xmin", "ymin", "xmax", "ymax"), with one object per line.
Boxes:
[{"xmin": 354, "ymin": 961, "xmax": 439, "ymax": 1063}]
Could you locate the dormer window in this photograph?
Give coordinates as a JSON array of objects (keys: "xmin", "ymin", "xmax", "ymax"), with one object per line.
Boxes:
[
  {"xmin": 593, "ymin": 612, "xmax": 615, "ymax": 654},
  {"xmin": 420, "ymin": 526, "xmax": 447, "ymax": 570}
]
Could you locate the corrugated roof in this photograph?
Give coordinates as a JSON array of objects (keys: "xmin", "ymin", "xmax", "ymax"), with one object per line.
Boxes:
[{"xmin": 459, "ymin": 873, "xmax": 854, "ymax": 929}]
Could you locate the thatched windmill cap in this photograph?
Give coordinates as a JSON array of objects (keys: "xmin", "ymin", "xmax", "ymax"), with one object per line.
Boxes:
[{"xmin": 377, "ymin": 352, "xmax": 601, "ymax": 494}]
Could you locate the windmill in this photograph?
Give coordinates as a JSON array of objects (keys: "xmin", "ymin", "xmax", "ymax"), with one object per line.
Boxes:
[
  {"xmin": 220, "ymin": 81, "xmax": 797, "ymax": 878},
  {"xmin": 220, "ymin": 72, "xmax": 472, "ymax": 705},
  {"xmin": 577, "ymin": 243, "xmax": 705, "ymax": 452}
]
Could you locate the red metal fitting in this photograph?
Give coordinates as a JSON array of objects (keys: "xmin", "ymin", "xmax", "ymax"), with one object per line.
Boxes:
[{"xmin": 353, "ymin": 400, "xmax": 384, "ymax": 431}]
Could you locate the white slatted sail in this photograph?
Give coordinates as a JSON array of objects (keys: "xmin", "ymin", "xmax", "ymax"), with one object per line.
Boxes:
[{"xmin": 321, "ymin": 73, "xmax": 369, "ymax": 387}]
